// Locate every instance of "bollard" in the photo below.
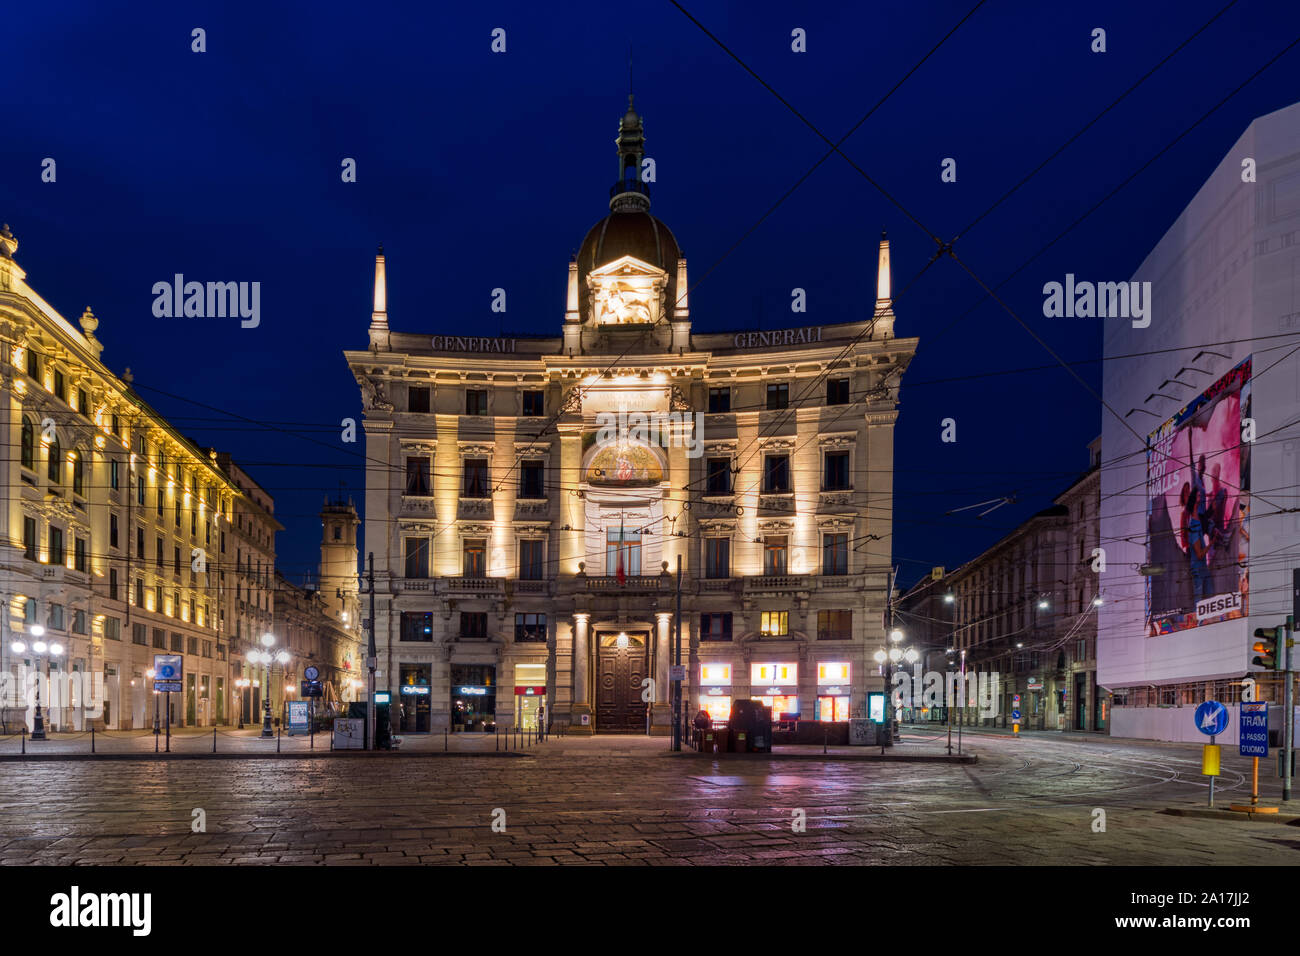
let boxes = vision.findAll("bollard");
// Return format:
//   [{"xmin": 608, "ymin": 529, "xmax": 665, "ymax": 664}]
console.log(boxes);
[
  {"xmin": 91, "ymin": 727, "xmax": 96, "ymax": 754},
  {"xmin": 155, "ymin": 727, "xmax": 159, "ymax": 753},
  {"xmin": 213, "ymin": 727, "xmax": 217, "ymax": 753},
  {"xmin": 445, "ymin": 728, "xmax": 448, "ymax": 753},
  {"xmin": 21, "ymin": 727, "xmax": 26, "ymax": 755},
  {"xmin": 495, "ymin": 728, "xmax": 499, "ymax": 752},
  {"xmin": 277, "ymin": 724, "xmax": 281, "ymax": 753},
  {"xmin": 823, "ymin": 727, "xmax": 828, "ymax": 755}
]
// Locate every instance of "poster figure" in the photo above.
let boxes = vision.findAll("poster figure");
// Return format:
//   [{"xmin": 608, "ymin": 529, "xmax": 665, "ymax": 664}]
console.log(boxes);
[{"xmin": 1145, "ymin": 357, "xmax": 1250, "ymax": 635}]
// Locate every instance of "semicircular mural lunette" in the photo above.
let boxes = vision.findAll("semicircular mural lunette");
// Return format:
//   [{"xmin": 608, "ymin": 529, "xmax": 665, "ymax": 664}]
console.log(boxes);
[{"xmin": 584, "ymin": 440, "xmax": 665, "ymax": 486}]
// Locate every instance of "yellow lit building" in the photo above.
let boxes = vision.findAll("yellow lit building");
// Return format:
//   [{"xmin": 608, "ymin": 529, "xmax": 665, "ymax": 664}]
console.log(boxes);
[
  {"xmin": 0, "ymin": 224, "xmax": 261, "ymax": 730},
  {"xmin": 345, "ymin": 100, "xmax": 916, "ymax": 735}
]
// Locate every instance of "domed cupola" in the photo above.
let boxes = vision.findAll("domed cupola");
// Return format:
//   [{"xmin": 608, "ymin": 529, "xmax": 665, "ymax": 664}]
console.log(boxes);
[{"xmin": 565, "ymin": 96, "xmax": 690, "ymax": 354}]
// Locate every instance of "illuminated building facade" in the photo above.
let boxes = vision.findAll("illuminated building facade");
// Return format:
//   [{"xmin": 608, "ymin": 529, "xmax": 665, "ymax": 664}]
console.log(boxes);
[
  {"xmin": 346, "ymin": 100, "xmax": 916, "ymax": 734},
  {"xmin": 0, "ymin": 225, "xmax": 257, "ymax": 730}
]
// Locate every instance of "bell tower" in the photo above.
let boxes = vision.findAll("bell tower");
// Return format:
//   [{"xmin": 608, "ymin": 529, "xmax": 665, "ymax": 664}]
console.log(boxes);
[{"xmin": 319, "ymin": 497, "xmax": 360, "ymax": 629}]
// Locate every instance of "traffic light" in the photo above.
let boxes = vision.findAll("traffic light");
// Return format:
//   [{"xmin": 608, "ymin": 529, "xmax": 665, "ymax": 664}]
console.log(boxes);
[{"xmin": 1252, "ymin": 626, "xmax": 1280, "ymax": 670}]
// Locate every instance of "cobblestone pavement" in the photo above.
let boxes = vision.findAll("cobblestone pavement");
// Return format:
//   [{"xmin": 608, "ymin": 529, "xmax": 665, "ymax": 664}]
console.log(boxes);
[{"xmin": 2, "ymin": 732, "xmax": 1297, "ymax": 865}]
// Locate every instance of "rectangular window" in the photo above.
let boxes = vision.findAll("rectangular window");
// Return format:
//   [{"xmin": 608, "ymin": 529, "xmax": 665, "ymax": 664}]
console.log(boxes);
[
  {"xmin": 760, "ymin": 612, "xmax": 789, "ymax": 637},
  {"xmin": 826, "ymin": 378, "xmax": 849, "ymax": 405},
  {"xmin": 463, "ymin": 458, "xmax": 489, "ymax": 498},
  {"xmin": 822, "ymin": 533, "xmax": 848, "ymax": 576},
  {"xmin": 460, "ymin": 611, "xmax": 488, "ymax": 639},
  {"xmin": 522, "ymin": 389, "xmax": 544, "ymax": 416},
  {"xmin": 26, "ymin": 349, "xmax": 39, "ymax": 378},
  {"xmin": 110, "ymin": 459, "xmax": 120, "ymax": 490},
  {"xmin": 763, "ymin": 535, "xmax": 788, "ymax": 575},
  {"xmin": 49, "ymin": 604, "xmax": 65, "ymax": 630},
  {"xmin": 465, "ymin": 389, "xmax": 488, "ymax": 415},
  {"xmin": 462, "ymin": 538, "xmax": 486, "ymax": 577},
  {"xmin": 705, "ymin": 457, "xmax": 731, "ymax": 495},
  {"xmin": 704, "ymin": 538, "xmax": 730, "ymax": 579},
  {"xmin": 156, "ymin": 488, "xmax": 163, "ymax": 517},
  {"xmin": 72, "ymin": 609, "xmax": 88, "ymax": 634},
  {"xmin": 766, "ymin": 383, "xmax": 788, "ymax": 410},
  {"xmin": 401, "ymin": 611, "xmax": 434, "ymax": 642},
  {"xmin": 763, "ymin": 455, "xmax": 790, "ymax": 493},
  {"xmin": 823, "ymin": 451, "xmax": 850, "ymax": 490},
  {"xmin": 700, "ymin": 612, "xmax": 733, "ymax": 642},
  {"xmin": 708, "ymin": 387, "xmax": 731, "ymax": 413},
  {"xmin": 405, "ymin": 457, "xmax": 431, "ymax": 496},
  {"xmin": 136, "ymin": 475, "xmax": 145, "ymax": 506},
  {"xmin": 187, "ymin": 636, "xmax": 199, "ymax": 656},
  {"xmin": 110, "ymin": 513, "xmax": 119, "ymax": 549},
  {"xmin": 132, "ymin": 623, "xmax": 147, "ymax": 646},
  {"xmin": 23, "ymin": 516, "xmax": 36, "ymax": 560},
  {"xmin": 74, "ymin": 537, "xmax": 87, "ymax": 572},
  {"xmin": 135, "ymin": 579, "xmax": 144, "ymax": 607},
  {"xmin": 156, "ymin": 538, "xmax": 164, "ymax": 568},
  {"xmin": 54, "ymin": 369, "xmax": 66, "ymax": 402},
  {"xmin": 404, "ymin": 537, "xmax": 429, "ymax": 578},
  {"xmin": 171, "ymin": 633, "xmax": 183, "ymax": 652},
  {"xmin": 152, "ymin": 628, "xmax": 166, "ymax": 649},
  {"xmin": 104, "ymin": 617, "xmax": 120, "ymax": 641},
  {"xmin": 77, "ymin": 388, "xmax": 89, "ymax": 416},
  {"xmin": 519, "ymin": 539, "xmax": 544, "ymax": 580},
  {"xmin": 514, "ymin": 613, "xmax": 547, "ymax": 642},
  {"xmin": 817, "ymin": 609, "xmax": 852, "ymax": 641},
  {"xmin": 136, "ymin": 527, "xmax": 144, "ymax": 559},
  {"xmin": 407, "ymin": 386, "xmax": 431, "ymax": 413},
  {"xmin": 519, "ymin": 460, "xmax": 545, "ymax": 499},
  {"xmin": 174, "ymin": 546, "xmax": 182, "ymax": 575},
  {"xmin": 606, "ymin": 527, "xmax": 642, "ymax": 576},
  {"xmin": 49, "ymin": 527, "xmax": 65, "ymax": 566},
  {"xmin": 109, "ymin": 568, "xmax": 119, "ymax": 601}
]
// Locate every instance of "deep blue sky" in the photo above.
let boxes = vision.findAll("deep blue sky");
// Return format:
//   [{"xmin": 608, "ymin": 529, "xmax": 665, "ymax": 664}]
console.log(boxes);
[{"xmin": 4, "ymin": 0, "xmax": 1298, "ymax": 587}]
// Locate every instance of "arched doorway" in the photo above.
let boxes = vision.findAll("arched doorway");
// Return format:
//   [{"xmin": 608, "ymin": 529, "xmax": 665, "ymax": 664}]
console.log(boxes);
[{"xmin": 595, "ymin": 630, "xmax": 649, "ymax": 733}]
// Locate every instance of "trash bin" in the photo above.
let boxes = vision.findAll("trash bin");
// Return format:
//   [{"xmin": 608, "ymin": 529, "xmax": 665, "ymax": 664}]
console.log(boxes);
[
  {"xmin": 728, "ymin": 700, "xmax": 773, "ymax": 752},
  {"xmin": 751, "ymin": 704, "xmax": 773, "ymax": 753}
]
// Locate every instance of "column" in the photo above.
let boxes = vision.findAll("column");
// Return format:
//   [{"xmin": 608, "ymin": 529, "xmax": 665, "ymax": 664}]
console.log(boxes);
[
  {"xmin": 570, "ymin": 612, "xmax": 592, "ymax": 735},
  {"xmin": 650, "ymin": 612, "xmax": 672, "ymax": 735}
]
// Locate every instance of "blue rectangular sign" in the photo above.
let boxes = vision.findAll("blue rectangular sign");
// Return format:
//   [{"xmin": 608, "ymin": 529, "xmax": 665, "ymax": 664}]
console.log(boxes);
[
  {"xmin": 155, "ymin": 681, "xmax": 182, "ymax": 693},
  {"xmin": 1240, "ymin": 701, "xmax": 1269, "ymax": 757}
]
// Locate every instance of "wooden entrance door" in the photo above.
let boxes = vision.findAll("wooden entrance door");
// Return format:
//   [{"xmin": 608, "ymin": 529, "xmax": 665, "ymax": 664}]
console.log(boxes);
[{"xmin": 596, "ymin": 633, "xmax": 648, "ymax": 732}]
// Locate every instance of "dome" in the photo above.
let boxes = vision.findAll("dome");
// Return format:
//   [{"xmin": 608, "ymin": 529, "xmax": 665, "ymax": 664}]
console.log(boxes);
[{"xmin": 575, "ymin": 209, "xmax": 681, "ymax": 322}]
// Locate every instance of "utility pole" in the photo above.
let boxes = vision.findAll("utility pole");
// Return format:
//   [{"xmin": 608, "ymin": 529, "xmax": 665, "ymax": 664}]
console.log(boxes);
[
  {"xmin": 1285, "ymin": 567, "xmax": 1297, "ymax": 800},
  {"xmin": 672, "ymin": 554, "xmax": 682, "ymax": 752},
  {"xmin": 366, "ymin": 552, "xmax": 376, "ymax": 751}
]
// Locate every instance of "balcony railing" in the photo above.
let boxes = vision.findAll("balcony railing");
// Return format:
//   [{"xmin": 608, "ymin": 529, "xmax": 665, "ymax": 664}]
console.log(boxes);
[{"xmin": 586, "ymin": 574, "xmax": 666, "ymax": 592}]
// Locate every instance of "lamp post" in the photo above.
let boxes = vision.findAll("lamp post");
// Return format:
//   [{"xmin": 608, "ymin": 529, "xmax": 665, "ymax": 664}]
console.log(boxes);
[
  {"xmin": 249, "ymin": 634, "xmax": 289, "ymax": 738},
  {"xmin": 12, "ymin": 626, "xmax": 64, "ymax": 740}
]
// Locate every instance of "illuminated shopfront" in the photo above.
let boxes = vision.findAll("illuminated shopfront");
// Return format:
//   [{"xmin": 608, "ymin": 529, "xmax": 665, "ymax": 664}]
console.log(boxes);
[
  {"xmin": 750, "ymin": 662, "xmax": 799, "ymax": 719},
  {"xmin": 699, "ymin": 663, "xmax": 732, "ymax": 721},
  {"xmin": 815, "ymin": 661, "xmax": 851, "ymax": 721},
  {"xmin": 451, "ymin": 664, "xmax": 496, "ymax": 731},
  {"xmin": 514, "ymin": 663, "xmax": 547, "ymax": 730},
  {"xmin": 399, "ymin": 663, "xmax": 431, "ymax": 732}
]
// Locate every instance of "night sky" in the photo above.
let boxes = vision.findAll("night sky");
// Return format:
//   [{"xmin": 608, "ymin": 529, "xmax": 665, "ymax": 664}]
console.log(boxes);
[{"xmin": 5, "ymin": 0, "xmax": 1299, "ymax": 587}]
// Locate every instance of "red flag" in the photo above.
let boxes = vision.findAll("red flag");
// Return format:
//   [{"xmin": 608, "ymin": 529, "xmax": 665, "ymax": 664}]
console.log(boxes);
[{"xmin": 616, "ymin": 514, "xmax": 626, "ymax": 585}]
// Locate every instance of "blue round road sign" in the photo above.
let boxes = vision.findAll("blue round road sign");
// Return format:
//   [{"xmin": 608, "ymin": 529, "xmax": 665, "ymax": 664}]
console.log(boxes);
[
  {"xmin": 1194, "ymin": 700, "xmax": 1229, "ymax": 736},
  {"xmin": 1011, "ymin": 710, "xmax": 1021, "ymax": 721}
]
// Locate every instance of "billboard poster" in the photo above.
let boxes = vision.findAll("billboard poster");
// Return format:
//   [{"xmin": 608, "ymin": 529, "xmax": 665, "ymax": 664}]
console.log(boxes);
[{"xmin": 1145, "ymin": 356, "xmax": 1251, "ymax": 635}]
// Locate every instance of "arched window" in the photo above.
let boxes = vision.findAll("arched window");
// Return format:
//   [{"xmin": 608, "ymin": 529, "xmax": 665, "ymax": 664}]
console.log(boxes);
[
  {"xmin": 72, "ymin": 451, "xmax": 85, "ymax": 496},
  {"xmin": 47, "ymin": 434, "xmax": 61, "ymax": 484},
  {"xmin": 20, "ymin": 417, "xmax": 34, "ymax": 469}
]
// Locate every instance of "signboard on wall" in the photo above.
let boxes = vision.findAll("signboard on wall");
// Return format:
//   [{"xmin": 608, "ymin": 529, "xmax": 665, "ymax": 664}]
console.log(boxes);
[{"xmin": 1145, "ymin": 357, "xmax": 1251, "ymax": 636}]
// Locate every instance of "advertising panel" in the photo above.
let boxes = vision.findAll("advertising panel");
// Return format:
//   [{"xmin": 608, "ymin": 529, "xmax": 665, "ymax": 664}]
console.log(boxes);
[{"xmin": 1145, "ymin": 357, "xmax": 1251, "ymax": 635}]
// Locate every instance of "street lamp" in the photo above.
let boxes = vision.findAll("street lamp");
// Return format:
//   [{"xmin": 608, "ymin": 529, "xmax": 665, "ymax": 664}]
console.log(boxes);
[
  {"xmin": 12, "ymin": 626, "xmax": 63, "ymax": 740},
  {"xmin": 249, "ymin": 637, "xmax": 290, "ymax": 738}
]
